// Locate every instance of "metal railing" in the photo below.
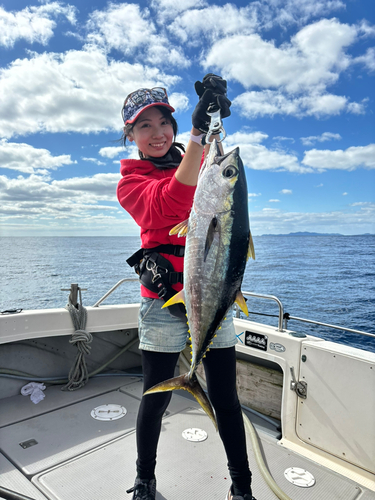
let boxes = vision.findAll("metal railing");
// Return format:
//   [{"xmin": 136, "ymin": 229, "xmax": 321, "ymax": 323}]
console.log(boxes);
[
  {"xmin": 284, "ymin": 314, "xmax": 375, "ymax": 339},
  {"xmin": 92, "ymin": 278, "xmax": 138, "ymax": 307},
  {"xmin": 238, "ymin": 290, "xmax": 375, "ymax": 339},
  {"xmin": 237, "ymin": 291, "xmax": 285, "ymax": 332},
  {"xmin": 62, "ymin": 281, "xmax": 374, "ymax": 340}
]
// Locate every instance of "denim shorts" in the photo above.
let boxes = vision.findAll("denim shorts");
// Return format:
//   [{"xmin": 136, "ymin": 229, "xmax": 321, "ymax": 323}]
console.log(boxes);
[{"xmin": 138, "ymin": 297, "xmax": 237, "ymax": 352}]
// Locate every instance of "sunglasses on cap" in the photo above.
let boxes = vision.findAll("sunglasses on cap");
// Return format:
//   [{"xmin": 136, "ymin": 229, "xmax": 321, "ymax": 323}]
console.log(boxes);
[
  {"xmin": 121, "ymin": 87, "xmax": 175, "ymax": 124},
  {"xmin": 124, "ymin": 87, "xmax": 168, "ymax": 106}
]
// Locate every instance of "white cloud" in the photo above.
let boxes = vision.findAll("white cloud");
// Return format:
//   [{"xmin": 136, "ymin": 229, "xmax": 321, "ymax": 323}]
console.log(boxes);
[
  {"xmin": 280, "ymin": 189, "xmax": 293, "ymax": 194},
  {"xmin": 269, "ymin": 199, "xmax": 280, "ymax": 202},
  {"xmin": 346, "ymin": 99, "xmax": 368, "ymax": 114},
  {"xmin": 99, "ymin": 146, "xmax": 124, "ymax": 159},
  {"xmin": 264, "ymin": 0, "xmax": 345, "ymax": 28},
  {"xmin": 273, "ymin": 136, "xmax": 295, "ymax": 143},
  {"xmin": 0, "ymin": 169, "xmax": 142, "ymax": 236},
  {"xmin": 0, "ymin": 172, "xmax": 121, "ymax": 223},
  {"xmin": 357, "ymin": 21, "xmax": 375, "ymax": 38},
  {"xmin": 0, "ymin": 3, "xmax": 77, "ymax": 48},
  {"xmin": 205, "ymin": 18, "xmax": 368, "ymax": 119},
  {"xmin": 184, "ymin": 131, "xmax": 375, "ymax": 175},
  {"xmin": 168, "ymin": 5, "xmax": 257, "ymax": 44},
  {"xmin": 354, "ymin": 47, "xmax": 375, "ymax": 71},
  {"xmin": 226, "ymin": 132, "xmax": 311, "ymax": 173},
  {"xmin": 204, "ymin": 19, "xmax": 356, "ymax": 92},
  {"xmin": 169, "ymin": 93, "xmax": 190, "ymax": 113},
  {"xmin": 233, "ymin": 89, "xmax": 356, "ymax": 118},
  {"xmin": 302, "ymin": 144, "xmax": 375, "ymax": 171},
  {"xmin": 52, "ymin": 173, "xmax": 120, "ymax": 199},
  {"xmin": 351, "ymin": 202, "xmax": 372, "ymax": 207},
  {"xmin": 0, "ymin": 139, "xmax": 74, "ymax": 174},
  {"xmin": 300, "ymin": 132, "xmax": 342, "ymax": 146},
  {"xmin": 167, "ymin": 0, "xmax": 345, "ymax": 44},
  {"xmin": 0, "ymin": 48, "xmax": 181, "ymax": 138},
  {"xmin": 82, "ymin": 157, "xmax": 106, "ymax": 166},
  {"xmin": 151, "ymin": 0, "xmax": 207, "ymax": 22},
  {"xmin": 229, "ymin": 131, "xmax": 269, "ymax": 144},
  {"xmin": 86, "ymin": 3, "xmax": 190, "ymax": 68},
  {"xmin": 2, "ymin": 172, "xmax": 373, "ymax": 237}
]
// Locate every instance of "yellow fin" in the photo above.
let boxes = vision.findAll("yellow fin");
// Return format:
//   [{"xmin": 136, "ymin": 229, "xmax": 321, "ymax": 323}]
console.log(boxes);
[
  {"xmin": 161, "ymin": 290, "xmax": 186, "ymax": 309},
  {"xmin": 169, "ymin": 219, "xmax": 189, "ymax": 237},
  {"xmin": 235, "ymin": 290, "xmax": 249, "ymax": 317},
  {"xmin": 144, "ymin": 373, "xmax": 218, "ymax": 430},
  {"xmin": 247, "ymin": 231, "xmax": 255, "ymax": 260}
]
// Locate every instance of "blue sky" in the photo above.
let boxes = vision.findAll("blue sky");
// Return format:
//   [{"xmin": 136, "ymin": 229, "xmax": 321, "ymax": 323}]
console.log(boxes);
[{"xmin": 0, "ymin": 0, "xmax": 374, "ymax": 236}]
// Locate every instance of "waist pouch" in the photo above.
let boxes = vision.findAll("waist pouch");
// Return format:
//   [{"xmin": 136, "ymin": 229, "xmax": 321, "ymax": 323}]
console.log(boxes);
[{"xmin": 127, "ymin": 245, "xmax": 186, "ymax": 320}]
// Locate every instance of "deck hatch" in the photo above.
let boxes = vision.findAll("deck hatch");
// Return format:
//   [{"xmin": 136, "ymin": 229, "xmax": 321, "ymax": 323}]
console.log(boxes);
[
  {"xmin": 284, "ymin": 467, "xmax": 315, "ymax": 487},
  {"xmin": 182, "ymin": 428, "xmax": 208, "ymax": 442},
  {"xmin": 91, "ymin": 404, "xmax": 127, "ymax": 421}
]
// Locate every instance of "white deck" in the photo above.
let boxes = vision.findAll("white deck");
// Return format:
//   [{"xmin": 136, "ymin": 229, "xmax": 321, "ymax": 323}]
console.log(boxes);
[
  {"xmin": 1, "ymin": 376, "xmax": 374, "ymax": 500},
  {"xmin": 1, "ymin": 304, "xmax": 374, "ymax": 499}
]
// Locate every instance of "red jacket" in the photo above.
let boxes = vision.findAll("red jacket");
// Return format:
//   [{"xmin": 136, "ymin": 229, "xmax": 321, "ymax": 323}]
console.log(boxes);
[{"xmin": 117, "ymin": 158, "xmax": 198, "ymax": 298}]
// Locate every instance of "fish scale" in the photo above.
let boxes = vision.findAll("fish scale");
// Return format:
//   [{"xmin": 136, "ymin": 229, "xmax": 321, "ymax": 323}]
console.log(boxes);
[{"xmin": 144, "ymin": 140, "xmax": 255, "ymax": 428}]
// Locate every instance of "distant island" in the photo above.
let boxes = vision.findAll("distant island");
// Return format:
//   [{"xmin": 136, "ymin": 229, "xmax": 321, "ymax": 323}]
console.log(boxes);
[{"xmin": 260, "ymin": 232, "xmax": 374, "ymax": 236}]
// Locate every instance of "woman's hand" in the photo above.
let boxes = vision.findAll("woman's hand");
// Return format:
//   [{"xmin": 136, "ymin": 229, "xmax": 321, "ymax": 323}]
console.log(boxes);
[
  {"xmin": 177, "ymin": 74, "xmax": 230, "ymax": 187},
  {"xmin": 192, "ymin": 74, "xmax": 231, "ymax": 133}
]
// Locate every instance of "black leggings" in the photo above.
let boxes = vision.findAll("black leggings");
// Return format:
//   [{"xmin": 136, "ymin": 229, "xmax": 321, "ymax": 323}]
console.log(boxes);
[{"xmin": 136, "ymin": 347, "xmax": 252, "ymax": 496}]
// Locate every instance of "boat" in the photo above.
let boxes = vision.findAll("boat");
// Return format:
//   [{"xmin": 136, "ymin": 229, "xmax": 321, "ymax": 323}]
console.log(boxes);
[{"xmin": 0, "ymin": 281, "xmax": 374, "ymax": 500}]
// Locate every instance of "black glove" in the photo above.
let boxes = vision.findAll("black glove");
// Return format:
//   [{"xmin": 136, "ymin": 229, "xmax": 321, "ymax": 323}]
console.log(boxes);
[
  {"xmin": 195, "ymin": 73, "xmax": 228, "ymax": 97},
  {"xmin": 192, "ymin": 74, "xmax": 231, "ymax": 133}
]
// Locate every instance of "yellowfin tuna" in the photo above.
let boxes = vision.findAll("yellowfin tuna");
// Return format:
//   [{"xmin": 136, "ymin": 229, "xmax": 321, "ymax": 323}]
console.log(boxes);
[{"xmin": 144, "ymin": 140, "xmax": 255, "ymax": 429}]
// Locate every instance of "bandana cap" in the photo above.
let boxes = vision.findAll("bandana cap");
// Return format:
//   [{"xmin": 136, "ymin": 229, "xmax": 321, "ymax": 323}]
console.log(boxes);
[{"xmin": 122, "ymin": 92, "xmax": 175, "ymax": 124}]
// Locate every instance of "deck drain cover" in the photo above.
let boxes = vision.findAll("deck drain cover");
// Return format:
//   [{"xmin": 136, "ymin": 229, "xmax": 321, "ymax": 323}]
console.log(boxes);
[
  {"xmin": 182, "ymin": 428, "xmax": 208, "ymax": 442},
  {"xmin": 284, "ymin": 467, "xmax": 315, "ymax": 487},
  {"xmin": 91, "ymin": 404, "xmax": 127, "ymax": 421}
]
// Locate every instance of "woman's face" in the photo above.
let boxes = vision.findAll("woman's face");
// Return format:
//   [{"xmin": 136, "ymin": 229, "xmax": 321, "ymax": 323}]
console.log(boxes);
[{"xmin": 128, "ymin": 107, "xmax": 174, "ymax": 158}]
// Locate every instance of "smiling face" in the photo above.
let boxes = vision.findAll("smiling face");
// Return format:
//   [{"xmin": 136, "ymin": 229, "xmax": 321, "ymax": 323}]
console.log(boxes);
[{"xmin": 127, "ymin": 106, "xmax": 174, "ymax": 158}]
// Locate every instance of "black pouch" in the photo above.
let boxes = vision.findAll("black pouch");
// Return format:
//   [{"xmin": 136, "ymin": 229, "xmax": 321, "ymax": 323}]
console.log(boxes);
[{"xmin": 127, "ymin": 249, "xmax": 186, "ymax": 320}]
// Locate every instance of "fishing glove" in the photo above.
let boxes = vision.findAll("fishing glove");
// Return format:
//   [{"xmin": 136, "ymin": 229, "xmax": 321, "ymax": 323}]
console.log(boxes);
[
  {"xmin": 192, "ymin": 74, "xmax": 231, "ymax": 133},
  {"xmin": 197, "ymin": 73, "xmax": 228, "ymax": 97}
]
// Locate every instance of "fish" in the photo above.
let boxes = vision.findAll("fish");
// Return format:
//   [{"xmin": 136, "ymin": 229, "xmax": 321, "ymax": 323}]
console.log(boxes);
[{"xmin": 144, "ymin": 140, "xmax": 255, "ymax": 428}]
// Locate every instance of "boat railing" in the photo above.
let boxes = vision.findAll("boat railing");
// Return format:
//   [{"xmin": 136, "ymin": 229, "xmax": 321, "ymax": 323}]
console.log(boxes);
[
  {"xmin": 237, "ymin": 291, "xmax": 285, "ymax": 332},
  {"xmin": 92, "ymin": 279, "xmax": 139, "ymax": 307},
  {"xmin": 238, "ymin": 291, "xmax": 375, "ymax": 339},
  {"xmin": 88, "ymin": 282, "xmax": 375, "ymax": 340}
]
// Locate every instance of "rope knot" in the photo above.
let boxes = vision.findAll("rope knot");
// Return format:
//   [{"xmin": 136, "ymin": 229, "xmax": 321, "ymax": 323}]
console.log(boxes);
[
  {"xmin": 69, "ymin": 330, "xmax": 93, "ymax": 355},
  {"xmin": 62, "ymin": 292, "xmax": 92, "ymax": 391}
]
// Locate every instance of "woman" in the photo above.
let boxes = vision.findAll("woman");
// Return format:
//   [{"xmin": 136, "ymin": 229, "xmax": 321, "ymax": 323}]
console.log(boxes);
[{"xmin": 117, "ymin": 76, "xmax": 256, "ymax": 500}]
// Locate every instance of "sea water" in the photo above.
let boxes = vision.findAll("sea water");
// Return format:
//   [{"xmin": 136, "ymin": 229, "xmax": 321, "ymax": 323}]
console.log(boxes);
[{"xmin": 1, "ymin": 235, "xmax": 374, "ymax": 353}]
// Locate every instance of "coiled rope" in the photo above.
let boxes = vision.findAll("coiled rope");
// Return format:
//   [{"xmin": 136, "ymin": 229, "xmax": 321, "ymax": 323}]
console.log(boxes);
[{"xmin": 62, "ymin": 288, "xmax": 93, "ymax": 391}]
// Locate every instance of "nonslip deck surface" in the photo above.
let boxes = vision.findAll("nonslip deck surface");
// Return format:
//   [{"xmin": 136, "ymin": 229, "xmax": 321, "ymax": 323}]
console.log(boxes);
[
  {"xmin": 1, "ymin": 379, "xmax": 374, "ymax": 500},
  {"xmin": 32, "ymin": 407, "xmax": 370, "ymax": 500}
]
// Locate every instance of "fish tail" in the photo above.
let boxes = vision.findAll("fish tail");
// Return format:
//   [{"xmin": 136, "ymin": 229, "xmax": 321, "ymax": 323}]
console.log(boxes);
[{"xmin": 144, "ymin": 373, "xmax": 217, "ymax": 430}]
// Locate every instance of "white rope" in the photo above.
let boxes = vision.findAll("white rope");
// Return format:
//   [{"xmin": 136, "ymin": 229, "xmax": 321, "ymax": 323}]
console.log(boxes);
[{"xmin": 62, "ymin": 289, "xmax": 93, "ymax": 391}]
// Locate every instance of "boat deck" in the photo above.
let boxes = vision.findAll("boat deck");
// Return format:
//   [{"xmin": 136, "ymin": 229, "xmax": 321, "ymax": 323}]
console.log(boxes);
[{"xmin": 0, "ymin": 375, "xmax": 374, "ymax": 500}]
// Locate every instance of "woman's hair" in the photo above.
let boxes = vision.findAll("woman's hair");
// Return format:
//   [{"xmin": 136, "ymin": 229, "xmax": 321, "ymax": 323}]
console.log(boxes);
[{"xmin": 121, "ymin": 105, "xmax": 185, "ymax": 159}]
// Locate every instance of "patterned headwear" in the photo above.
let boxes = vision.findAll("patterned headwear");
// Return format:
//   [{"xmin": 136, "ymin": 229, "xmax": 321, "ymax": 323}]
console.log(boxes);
[{"xmin": 122, "ymin": 87, "xmax": 175, "ymax": 124}]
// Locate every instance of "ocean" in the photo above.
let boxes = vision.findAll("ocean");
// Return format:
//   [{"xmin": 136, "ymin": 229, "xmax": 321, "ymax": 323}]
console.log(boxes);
[{"xmin": 1, "ymin": 235, "xmax": 374, "ymax": 353}]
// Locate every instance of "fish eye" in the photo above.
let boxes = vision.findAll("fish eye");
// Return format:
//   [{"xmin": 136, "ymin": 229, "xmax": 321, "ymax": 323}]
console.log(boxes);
[{"xmin": 222, "ymin": 165, "xmax": 238, "ymax": 178}]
